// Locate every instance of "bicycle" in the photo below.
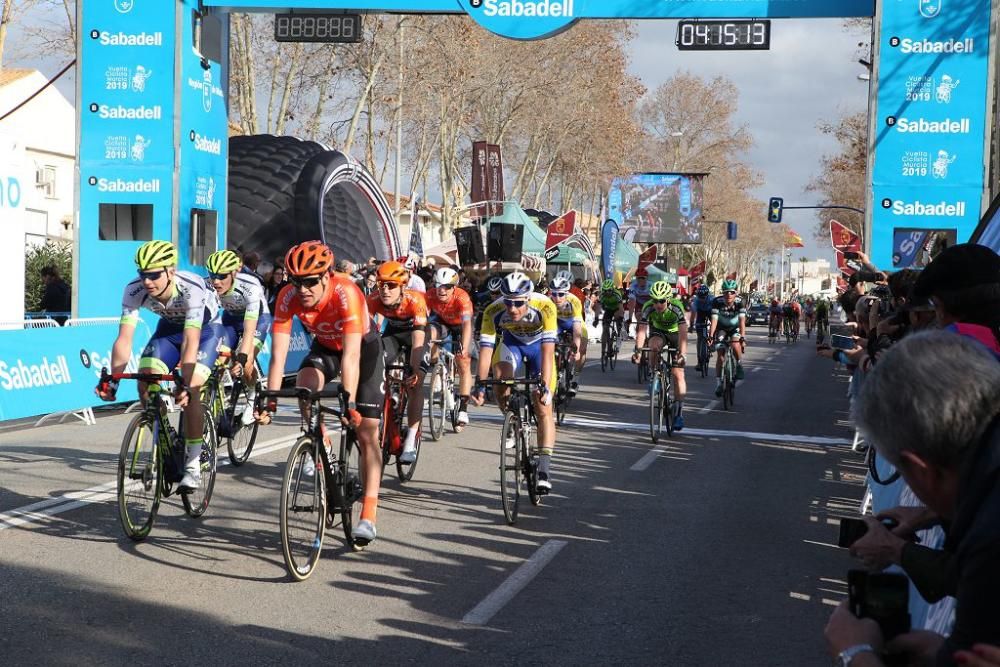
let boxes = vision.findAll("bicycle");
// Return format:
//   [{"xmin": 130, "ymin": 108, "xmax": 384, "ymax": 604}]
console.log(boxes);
[
  {"xmin": 381, "ymin": 353, "xmax": 421, "ymax": 482},
  {"xmin": 105, "ymin": 368, "xmax": 218, "ymax": 541},
  {"xmin": 635, "ymin": 346, "xmax": 649, "ymax": 384},
  {"xmin": 643, "ymin": 346, "xmax": 677, "ymax": 443},
  {"xmin": 202, "ymin": 351, "xmax": 263, "ymax": 467},
  {"xmin": 805, "ymin": 315, "xmax": 815, "ymax": 339},
  {"xmin": 427, "ymin": 339, "xmax": 460, "ymax": 441},
  {"xmin": 716, "ymin": 337, "xmax": 739, "ymax": 410},
  {"xmin": 601, "ymin": 318, "xmax": 620, "ymax": 372},
  {"xmin": 783, "ymin": 316, "xmax": 796, "ymax": 343},
  {"xmin": 260, "ymin": 385, "xmax": 365, "ymax": 581},
  {"xmin": 768, "ymin": 316, "xmax": 780, "ymax": 344},
  {"xmin": 816, "ymin": 317, "xmax": 830, "ymax": 345},
  {"xmin": 480, "ymin": 377, "xmax": 545, "ymax": 525},
  {"xmin": 554, "ymin": 340, "xmax": 576, "ymax": 426},
  {"xmin": 695, "ymin": 322, "xmax": 711, "ymax": 378}
]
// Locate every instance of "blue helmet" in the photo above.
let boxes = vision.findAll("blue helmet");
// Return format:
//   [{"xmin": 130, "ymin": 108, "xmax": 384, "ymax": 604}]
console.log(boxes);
[{"xmin": 696, "ymin": 284, "xmax": 710, "ymax": 297}]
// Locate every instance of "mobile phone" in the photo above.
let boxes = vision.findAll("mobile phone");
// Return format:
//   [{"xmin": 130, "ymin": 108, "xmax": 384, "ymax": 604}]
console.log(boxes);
[
  {"xmin": 831, "ymin": 334, "xmax": 856, "ymax": 350},
  {"xmin": 838, "ymin": 517, "xmax": 868, "ymax": 548},
  {"xmin": 844, "ymin": 251, "xmax": 860, "ymax": 260},
  {"xmin": 848, "ymin": 570, "xmax": 911, "ymax": 639}
]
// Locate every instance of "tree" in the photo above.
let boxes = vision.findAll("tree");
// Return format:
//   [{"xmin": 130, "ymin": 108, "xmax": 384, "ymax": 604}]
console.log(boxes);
[{"xmin": 806, "ymin": 110, "xmax": 867, "ymax": 241}]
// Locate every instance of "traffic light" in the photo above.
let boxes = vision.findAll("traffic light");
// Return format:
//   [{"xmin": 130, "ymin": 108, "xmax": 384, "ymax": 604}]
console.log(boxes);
[
  {"xmin": 727, "ymin": 221, "xmax": 738, "ymax": 240},
  {"xmin": 767, "ymin": 197, "xmax": 784, "ymax": 223}
]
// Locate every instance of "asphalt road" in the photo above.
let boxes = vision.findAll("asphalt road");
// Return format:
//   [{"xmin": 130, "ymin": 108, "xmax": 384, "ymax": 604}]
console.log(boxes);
[{"xmin": 0, "ymin": 325, "xmax": 867, "ymax": 666}]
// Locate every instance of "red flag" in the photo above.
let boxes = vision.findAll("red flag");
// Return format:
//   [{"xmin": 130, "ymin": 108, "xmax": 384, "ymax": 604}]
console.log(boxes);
[
  {"xmin": 688, "ymin": 260, "xmax": 706, "ymax": 280},
  {"xmin": 783, "ymin": 226, "xmax": 805, "ymax": 248},
  {"xmin": 830, "ymin": 219, "xmax": 862, "ymax": 253},
  {"xmin": 637, "ymin": 244, "xmax": 657, "ymax": 272},
  {"xmin": 545, "ymin": 210, "xmax": 577, "ymax": 251},
  {"xmin": 835, "ymin": 250, "xmax": 857, "ymax": 276},
  {"xmin": 837, "ymin": 276, "xmax": 849, "ymax": 293}
]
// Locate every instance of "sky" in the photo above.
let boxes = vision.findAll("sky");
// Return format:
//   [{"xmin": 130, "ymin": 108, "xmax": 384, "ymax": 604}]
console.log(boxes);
[
  {"xmin": 4, "ymin": 11, "xmax": 869, "ymax": 266},
  {"xmin": 628, "ymin": 18, "xmax": 871, "ymax": 266}
]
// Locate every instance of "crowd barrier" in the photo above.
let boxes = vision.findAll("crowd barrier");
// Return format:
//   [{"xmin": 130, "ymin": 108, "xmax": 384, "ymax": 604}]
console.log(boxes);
[{"xmin": 0, "ymin": 318, "xmax": 311, "ymax": 423}]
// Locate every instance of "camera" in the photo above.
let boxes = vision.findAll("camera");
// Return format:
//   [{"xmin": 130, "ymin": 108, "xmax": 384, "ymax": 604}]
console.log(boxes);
[{"xmin": 848, "ymin": 570, "xmax": 910, "ymax": 639}]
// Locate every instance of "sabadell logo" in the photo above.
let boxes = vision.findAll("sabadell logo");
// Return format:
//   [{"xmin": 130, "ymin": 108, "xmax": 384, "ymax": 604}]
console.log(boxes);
[
  {"xmin": 478, "ymin": 0, "xmax": 574, "ymax": 18},
  {"xmin": 884, "ymin": 198, "xmax": 966, "ymax": 217},
  {"xmin": 92, "ymin": 30, "xmax": 163, "ymax": 47},
  {"xmin": 890, "ymin": 37, "xmax": 973, "ymax": 54}
]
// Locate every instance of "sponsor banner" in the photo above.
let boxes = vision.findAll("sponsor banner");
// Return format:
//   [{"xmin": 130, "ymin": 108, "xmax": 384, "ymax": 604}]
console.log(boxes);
[
  {"xmin": 204, "ymin": 1, "xmax": 874, "ymax": 39},
  {"xmin": 470, "ymin": 141, "xmax": 489, "ymax": 219},
  {"xmin": 0, "ymin": 134, "xmax": 27, "ymax": 322},
  {"xmin": 891, "ymin": 227, "xmax": 957, "ymax": 268},
  {"xmin": 600, "ymin": 218, "xmax": 619, "ymax": 278},
  {"xmin": 871, "ymin": 0, "xmax": 991, "ymax": 268},
  {"xmin": 830, "ymin": 219, "xmax": 862, "ymax": 253},
  {"xmin": 544, "ymin": 210, "xmax": 576, "ymax": 251}
]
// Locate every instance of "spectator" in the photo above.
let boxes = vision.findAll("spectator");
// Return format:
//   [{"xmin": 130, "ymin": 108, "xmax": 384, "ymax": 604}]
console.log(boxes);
[
  {"xmin": 336, "ymin": 258, "xmax": 356, "ymax": 275},
  {"xmin": 242, "ymin": 250, "xmax": 264, "ymax": 284},
  {"xmin": 39, "ymin": 265, "xmax": 71, "ymax": 324},
  {"xmin": 825, "ymin": 331, "xmax": 1000, "ymax": 666},
  {"xmin": 264, "ymin": 265, "xmax": 287, "ymax": 311}
]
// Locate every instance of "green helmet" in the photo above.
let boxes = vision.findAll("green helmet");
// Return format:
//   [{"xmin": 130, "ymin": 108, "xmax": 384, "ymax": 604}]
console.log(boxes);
[
  {"xmin": 649, "ymin": 280, "xmax": 672, "ymax": 300},
  {"xmin": 205, "ymin": 249, "xmax": 242, "ymax": 275},
  {"xmin": 135, "ymin": 240, "xmax": 178, "ymax": 270},
  {"xmin": 721, "ymin": 279, "xmax": 738, "ymax": 292},
  {"xmin": 601, "ymin": 279, "xmax": 615, "ymax": 291}
]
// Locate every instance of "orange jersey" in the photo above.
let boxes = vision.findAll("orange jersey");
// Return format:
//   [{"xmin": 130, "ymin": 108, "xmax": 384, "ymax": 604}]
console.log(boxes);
[
  {"xmin": 366, "ymin": 289, "xmax": 428, "ymax": 330},
  {"xmin": 272, "ymin": 275, "xmax": 370, "ymax": 351},
  {"xmin": 426, "ymin": 287, "xmax": 473, "ymax": 326}
]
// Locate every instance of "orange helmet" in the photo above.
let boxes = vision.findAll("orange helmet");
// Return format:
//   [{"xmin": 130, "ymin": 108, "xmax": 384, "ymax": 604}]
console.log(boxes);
[
  {"xmin": 376, "ymin": 260, "xmax": 409, "ymax": 285},
  {"xmin": 284, "ymin": 241, "xmax": 334, "ymax": 277}
]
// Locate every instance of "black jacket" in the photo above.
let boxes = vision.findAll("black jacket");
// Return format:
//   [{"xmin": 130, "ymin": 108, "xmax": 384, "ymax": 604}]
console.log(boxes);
[{"xmin": 40, "ymin": 279, "xmax": 71, "ymax": 316}]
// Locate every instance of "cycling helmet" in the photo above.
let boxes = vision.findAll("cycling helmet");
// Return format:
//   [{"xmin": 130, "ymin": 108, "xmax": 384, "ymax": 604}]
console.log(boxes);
[
  {"xmin": 135, "ymin": 240, "xmax": 178, "ymax": 270},
  {"xmin": 500, "ymin": 271, "xmax": 533, "ymax": 298},
  {"xmin": 554, "ymin": 270, "xmax": 573, "ymax": 284},
  {"xmin": 649, "ymin": 280, "xmax": 672, "ymax": 300},
  {"xmin": 721, "ymin": 279, "xmax": 738, "ymax": 292},
  {"xmin": 205, "ymin": 249, "xmax": 241, "ymax": 275},
  {"xmin": 433, "ymin": 267, "xmax": 459, "ymax": 287},
  {"xmin": 400, "ymin": 256, "xmax": 419, "ymax": 271},
  {"xmin": 549, "ymin": 275, "xmax": 572, "ymax": 292},
  {"xmin": 601, "ymin": 279, "xmax": 615, "ymax": 291},
  {"xmin": 487, "ymin": 276, "xmax": 503, "ymax": 293},
  {"xmin": 285, "ymin": 241, "xmax": 334, "ymax": 277},
  {"xmin": 696, "ymin": 284, "xmax": 710, "ymax": 297},
  {"xmin": 635, "ymin": 267, "xmax": 648, "ymax": 278},
  {"xmin": 376, "ymin": 260, "xmax": 409, "ymax": 285}
]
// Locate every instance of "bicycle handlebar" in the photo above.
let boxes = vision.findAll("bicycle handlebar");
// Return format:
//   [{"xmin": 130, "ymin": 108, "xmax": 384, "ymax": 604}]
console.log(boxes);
[
  {"xmin": 478, "ymin": 377, "xmax": 544, "ymax": 388},
  {"xmin": 100, "ymin": 367, "xmax": 186, "ymax": 389}
]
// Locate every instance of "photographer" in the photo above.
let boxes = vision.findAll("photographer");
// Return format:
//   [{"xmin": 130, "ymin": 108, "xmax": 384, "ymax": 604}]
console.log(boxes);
[{"xmin": 825, "ymin": 331, "xmax": 1000, "ymax": 666}]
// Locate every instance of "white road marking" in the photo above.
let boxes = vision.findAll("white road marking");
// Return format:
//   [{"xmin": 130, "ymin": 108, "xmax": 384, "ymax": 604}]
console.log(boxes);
[
  {"xmin": 752, "ymin": 366, "xmax": 763, "ymax": 373},
  {"xmin": 630, "ymin": 445, "xmax": 668, "ymax": 471},
  {"xmin": 698, "ymin": 400, "xmax": 720, "ymax": 414},
  {"xmin": 461, "ymin": 539, "xmax": 568, "ymax": 626}
]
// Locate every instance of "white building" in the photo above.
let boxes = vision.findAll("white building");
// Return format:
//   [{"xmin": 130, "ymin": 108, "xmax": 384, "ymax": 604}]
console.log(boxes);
[{"xmin": 0, "ymin": 68, "xmax": 76, "ymax": 247}]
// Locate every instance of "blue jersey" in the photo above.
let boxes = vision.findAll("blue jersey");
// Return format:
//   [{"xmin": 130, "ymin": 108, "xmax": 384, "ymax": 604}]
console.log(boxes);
[{"xmin": 689, "ymin": 295, "xmax": 714, "ymax": 324}]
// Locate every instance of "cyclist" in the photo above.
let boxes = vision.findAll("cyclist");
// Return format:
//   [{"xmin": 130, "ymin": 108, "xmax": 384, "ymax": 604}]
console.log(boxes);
[
  {"xmin": 426, "ymin": 266, "xmax": 474, "ymax": 429},
  {"xmin": 474, "ymin": 275, "xmax": 503, "ymax": 337},
  {"xmin": 548, "ymin": 271, "xmax": 586, "ymax": 396},
  {"xmin": 802, "ymin": 297, "xmax": 816, "ymax": 338},
  {"xmin": 204, "ymin": 249, "xmax": 270, "ymax": 424},
  {"xmin": 261, "ymin": 241, "xmax": 385, "ymax": 546},
  {"xmin": 814, "ymin": 297, "xmax": 831, "ymax": 344},
  {"xmin": 783, "ymin": 298, "xmax": 801, "ymax": 338},
  {"xmin": 626, "ymin": 267, "xmax": 652, "ymax": 344},
  {"xmin": 367, "ymin": 260, "xmax": 428, "ymax": 464},
  {"xmin": 708, "ymin": 279, "xmax": 747, "ymax": 397},
  {"xmin": 96, "ymin": 240, "xmax": 224, "ymax": 493},
  {"xmin": 768, "ymin": 298, "xmax": 783, "ymax": 338},
  {"xmin": 634, "ymin": 280, "xmax": 688, "ymax": 431},
  {"xmin": 595, "ymin": 278, "xmax": 625, "ymax": 353},
  {"xmin": 688, "ymin": 284, "xmax": 714, "ymax": 370},
  {"xmin": 472, "ymin": 271, "xmax": 558, "ymax": 493}
]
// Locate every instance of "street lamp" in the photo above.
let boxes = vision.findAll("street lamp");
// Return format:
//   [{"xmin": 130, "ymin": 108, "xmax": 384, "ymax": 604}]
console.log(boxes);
[{"xmin": 669, "ymin": 130, "xmax": 683, "ymax": 171}]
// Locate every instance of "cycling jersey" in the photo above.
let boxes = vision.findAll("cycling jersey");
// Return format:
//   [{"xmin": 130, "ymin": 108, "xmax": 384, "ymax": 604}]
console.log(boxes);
[
  {"xmin": 711, "ymin": 295, "xmax": 746, "ymax": 331},
  {"xmin": 642, "ymin": 298, "xmax": 686, "ymax": 334},
  {"xmin": 272, "ymin": 275, "xmax": 370, "ymax": 352},
  {"xmin": 480, "ymin": 293, "xmax": 558, "ymax": 349},
  {"xmin": 121, "ymin": 270, "xmax": 220, "ymax": 331},
  {"xmin": 599, "ymin": 289, "xmax": 625, "ymax": 312},
  {"xmin": 815, "ymin": 301, "xmax": 830, "ymax": 320},
  {"xmin": 426, "ymin": 287, "xmax": 473, "ymax": 327},
  {"xmin": 553, "ymin": 293, "xmax": 585, "ymax": 337},
  {"xmin": 407, "ymin": 274, "xmax": 426, "ymax": 294},
  {"xmin": 216, "ymin": 272, "xmax": 270, "ymax": 324},
  {"xmin": 627, "ymin": 280, "xmax": 652, "ymax": 309},
  {"xmin": 689, "ymin": 295, "xmax": 715, "ymax": 325},
  {"xmin": 367, "ymin": 289, "xmax": 428, "ymax": 332},
  {"xmin": 803, "ymin": 303, "xmax": 816, "ymax": 316}
]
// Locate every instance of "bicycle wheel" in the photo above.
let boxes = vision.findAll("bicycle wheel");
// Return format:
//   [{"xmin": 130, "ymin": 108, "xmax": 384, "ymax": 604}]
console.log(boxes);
[
  {"xmin": 396, "ymin": 419, "xmax": 420, "ymax": 483},
  {"xmin": 428, "ymin": 363, "xmax": 446, "ymax": 441},
  {"xmin": 663, "ymin": 372, "xmax": 675, "ymax": 437},
  {"xmin": 117, "ymin": 414, "xmax": 162, "ymax": 541},
  {"xmin": 280, "ymin": 436, "xmax": 326, "ymax": 581},
  {"xmin": 226, "ymin": 378, "xmax": 260, "ymax": 466},
  {"xmin": 499, "ymin": 411, "xmax": 521, "ymax": 524},
  {"xmin": 525, "ymin": 425, "xmax": 541, "ymax": 507},
  {"xmin": 649, "ymin": 371, "xmax": 663, "ymax": 443},
  {"xmin": 600, "ymin": 336, "xmax": 609, "ymax": 372},
  {"xmin": 339, "ymin": 433, "xmax": 366, "ymax": 549},
  {"xmin": 699, "ymin": 339, "xmax": 709, "ymax": 378},
  {"xmin": 609, "ymin": 333, "xmax": 618, "ymax": 370},
  {"xmin": 182, "ymin": 405, "xmax": 218, "ymax": 518},
  {"xmin": 722, "ymin": 356, "xmax": 734, "ymax": 410},
  {"xmin": 555, "ymin": 372, "xmax": 567, "ymax": 426}
]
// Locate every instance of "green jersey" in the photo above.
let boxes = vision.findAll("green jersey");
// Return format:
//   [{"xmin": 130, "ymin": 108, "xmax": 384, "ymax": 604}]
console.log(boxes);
[
  {"xmin": 599, "ymin": 289, "xmax": 625, "ymax": 311},
  {"xmin": 642, "ymin": 298, "xmax": 685, "ymax": 333},
  {"xmin": 815, "ymin": 300, "xmax": 830, "ymax": 319}
]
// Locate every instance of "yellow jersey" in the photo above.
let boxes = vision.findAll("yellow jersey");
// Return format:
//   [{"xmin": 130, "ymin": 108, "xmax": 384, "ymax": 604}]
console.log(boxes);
[{"xmin": 480, "ymin": 293, "xmax": 558, "ymax": 348}]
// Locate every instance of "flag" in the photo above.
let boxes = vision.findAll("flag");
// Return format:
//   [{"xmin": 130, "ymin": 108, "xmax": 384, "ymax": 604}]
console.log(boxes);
[
  {"xmin": 637, "ymin": 244, "xmax": 657, "ymax": 272},
  {"xmin": 470, "ymin": 141, "xmax": 489, "ymax": 218},
  {"xmin": 408, "ymin": 193, "xmax": 423, "ymax": 257},
  {"xmin": 783, "ymin": 226, "xmax": 805, "ymax": 248},
  {"xmin": 835, "ymin": 250, "xmax": 857, "ymax": 276},
  {"xmin": 830, "ymin": 219, "xmax": 862, "ymax": 253},
  {"xmin": 837, "ymin": 276, "xmax": 849, "ymax": 293},
  {"xmin": 600, "ymin": 219, "xmax": 620, "ymax": 278},
  {"xmin": 688, "ymin": 260, "xmax": 706, "ymax": 280},
  {"xmin": 545, "ymin": 210, "xmax": 577, "ymax": 251}
]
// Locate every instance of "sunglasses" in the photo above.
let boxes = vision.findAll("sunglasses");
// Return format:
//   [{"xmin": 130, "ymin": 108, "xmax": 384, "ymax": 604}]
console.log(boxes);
[
  {"xmin": 550, "ymin": 291, "xmax": 567, "ymax": 298},
  {"xmin": 378, "ymin": 281, "xmax": 403, "ymax": 290},
  {"xmin": 435, "ymin": 284, "xmax": 455, "ymax": 290},
  {"xmin": 290, "ymin": 275, "xmax": 323, "ymax": 289},
  {"xmin": 208, "ymin": 272, "xmax": 230, "ymax": 281},
  {"xmin": 724, "ymin": 290, "xmax": 737, "ymax": 295},
  {"xmin": 651, "ymin": 298, "xmax": 666, "ymax": 304},
  {"xmin": 503, "ymin": 299, "xmax": 528, "ymax": 308},
  {"xmin": 138, "ymin": 269, "xmax": 166, "ymax": 281}
]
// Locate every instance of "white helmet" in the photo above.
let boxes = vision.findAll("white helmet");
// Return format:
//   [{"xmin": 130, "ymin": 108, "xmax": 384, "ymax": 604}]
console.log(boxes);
[
  {"xmin": 500, "ymin": 271, "xmax": 533, "ymax": 298},
  {"xmin": 549, "ymin": 275, "xmax": 572, "ymax": 292},
  {"xmin": 434, "ymin": 267, "xmax": 459, "ymax": 287},
  {"xmin": 554, "ymin": 270, "xmax": 573, "ymax": 284}
]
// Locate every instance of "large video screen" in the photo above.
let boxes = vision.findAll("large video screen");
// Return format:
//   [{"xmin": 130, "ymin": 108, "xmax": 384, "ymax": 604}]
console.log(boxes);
[
  {"xmin": 608, "ymin": 173, "xmax": 704, "ymax": 244},
  {"xmin": 892, "ymin": 228, "xmax": 957, "ymax": 268}
]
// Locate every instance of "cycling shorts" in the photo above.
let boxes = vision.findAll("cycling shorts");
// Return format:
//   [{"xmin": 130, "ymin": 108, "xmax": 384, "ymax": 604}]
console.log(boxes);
[
  {"xmin": 713, "ymin": 327, "xmax": 743, "ymax": 345},
  {"xmin": 429, "ymin": 317, "xmax": 465, "ymax": 354},
  {"xmin": 495, "ymin": 334, "xmax": 557, "ymax": 393},
  {"xmin": 298, "ymin": 330, "xmax": 385, "ymax": 419},
  {"xmin": 648, "ymin": 328, "xmax": 680, "ymax": 352},
  {"xmin": 557, "ymin": 318, "xmax": 587, "ymax": 340},
  {"xmin": 602, "ymin": 310, "xmax": 622, "ymax": 327},
  {"xmin": 139, "ymin": 320, "xmax": 226, "ymax": 380},
  {"xmin": 220, "ymin": 313, "xmax": 272, "ymax": 352}
]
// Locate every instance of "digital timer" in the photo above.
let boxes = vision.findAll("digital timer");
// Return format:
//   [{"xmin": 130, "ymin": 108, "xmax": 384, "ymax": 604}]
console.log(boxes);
[
  {"xmin": 274, "ymin": 13, "xmax": 363, "ymax": 43},
  {"xmin": 676, "ymin": 19, "xmax": 771, "ymax": 51}
]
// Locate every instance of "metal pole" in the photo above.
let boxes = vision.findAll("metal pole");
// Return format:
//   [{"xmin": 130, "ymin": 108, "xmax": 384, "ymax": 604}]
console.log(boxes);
[
  {"xmin": 779, "ymin": 251, "xmax": 785, "ymax": 301},
  {"xmin": 394, "ymin": 17, "xmax": 403, "ymax": 223}
]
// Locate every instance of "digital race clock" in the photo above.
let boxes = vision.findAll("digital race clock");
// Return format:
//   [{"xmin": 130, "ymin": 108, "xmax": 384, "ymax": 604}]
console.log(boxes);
[
  {"xmin": 676, "ymin": 19, "xmax": 771, "ymax": 51},
  {"xmin": 273, "ymin": 13, "xmax": 363, "ymax": 43}
]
